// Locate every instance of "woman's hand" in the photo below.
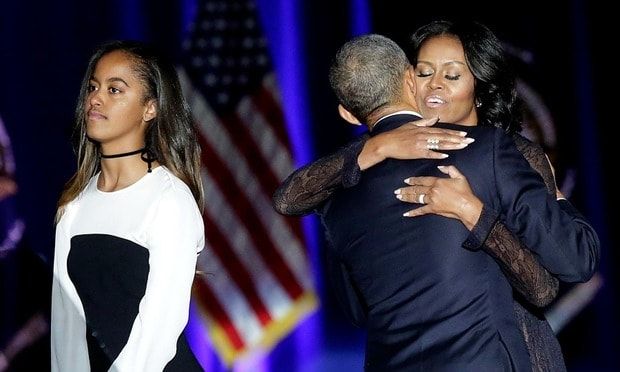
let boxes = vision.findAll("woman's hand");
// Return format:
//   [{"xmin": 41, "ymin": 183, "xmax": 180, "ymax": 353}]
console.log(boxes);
[
  {"xmin": 358, "ymin": 118, "xmax": 475, "ymax": 170},
  {"xmin": 394, "ymin": 165, "xmax": 483, "ymax": 230}
]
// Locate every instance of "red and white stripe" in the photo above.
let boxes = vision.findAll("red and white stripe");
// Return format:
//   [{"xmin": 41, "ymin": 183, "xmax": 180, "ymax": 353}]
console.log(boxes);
[{"xmin": 178, "ymin": 67, "xmax": 315, "ymax": 357}]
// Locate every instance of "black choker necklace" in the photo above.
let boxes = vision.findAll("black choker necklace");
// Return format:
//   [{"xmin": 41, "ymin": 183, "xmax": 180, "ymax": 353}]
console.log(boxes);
[
  {"xmin": 100, "ymin": 147, "xmax": 155, "ymax": 173},
  {"xmin": 100, "ymin": 148, "xmax": 145, "ymax": 159}
]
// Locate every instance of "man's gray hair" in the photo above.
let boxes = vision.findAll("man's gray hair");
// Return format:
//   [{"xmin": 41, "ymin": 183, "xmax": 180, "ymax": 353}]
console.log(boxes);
[{"xmin": 329, "ymin": 34, "xmax": 410, "ymax": 123}]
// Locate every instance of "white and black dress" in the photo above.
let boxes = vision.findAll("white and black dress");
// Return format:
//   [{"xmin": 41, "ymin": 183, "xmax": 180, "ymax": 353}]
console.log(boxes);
[{"xmin": 51, "ymin": 166, "xmax": 204, "ymax": 371}]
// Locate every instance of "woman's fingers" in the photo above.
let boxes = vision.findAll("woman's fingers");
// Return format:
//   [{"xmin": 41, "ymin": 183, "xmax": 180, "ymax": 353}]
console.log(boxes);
[
  {"xmin": 403, "ymin": 206, "xmax": 430, "ymax": 217},
  {"xmin": 394, "ymin": 185, "xmax": 432, "ymax": 203},
  {"xmin": 425, "ymin": 132, "xmax": 475, "ymax": 145},
  {"xmin": 437, "ymin": 165, "xmax": 464, "ymax": 178},
  {"xmin": 404, "ymin": 176, "xmax": 439, "ymax": 186},
  {"xmin": 379, "ymin": 123, "xmax": 474, "ymax": 161}
]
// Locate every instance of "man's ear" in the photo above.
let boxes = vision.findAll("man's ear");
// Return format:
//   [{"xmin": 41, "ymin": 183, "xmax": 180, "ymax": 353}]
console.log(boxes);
[
  {"xmin": 405, "ymin": 66, "xmax": 416, "ymax": 96},
  {"xmin": 338, "ymin": 104, "xmax": 362, "ymax": 126},
  {"xmin": 143, "ymin": 99, "xmax": 157, "ymax": 122}
]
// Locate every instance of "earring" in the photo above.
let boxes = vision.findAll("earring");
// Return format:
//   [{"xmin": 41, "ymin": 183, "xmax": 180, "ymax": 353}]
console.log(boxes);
[{"xmin": 475, "ymin": 100, "xmax": 482, "ymax": 108}]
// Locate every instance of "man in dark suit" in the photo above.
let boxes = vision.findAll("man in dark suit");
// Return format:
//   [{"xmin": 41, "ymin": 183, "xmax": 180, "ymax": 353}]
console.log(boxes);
[{"xmin": 319, "ymin": 34, "xmax": 599, "ymax": 371}]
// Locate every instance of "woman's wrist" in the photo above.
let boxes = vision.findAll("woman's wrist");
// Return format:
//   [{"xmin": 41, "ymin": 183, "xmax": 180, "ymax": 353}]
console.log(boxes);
[
  {"xmin": 460, "ymin": 197, "xmax": 483, "ymax": 230},
  {"xmin": 357, "ymin": 136, "xmax": 387, "ymax": 171}
]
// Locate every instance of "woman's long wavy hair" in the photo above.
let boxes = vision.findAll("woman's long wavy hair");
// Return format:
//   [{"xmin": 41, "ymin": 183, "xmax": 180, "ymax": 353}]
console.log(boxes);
[
  {"xmin": 56, "ymin": 41, "xmax": 204, "ymax": 220},
  {"xmin": 409, "ymin": 20, "xmax": 522, "ymax": 134}
]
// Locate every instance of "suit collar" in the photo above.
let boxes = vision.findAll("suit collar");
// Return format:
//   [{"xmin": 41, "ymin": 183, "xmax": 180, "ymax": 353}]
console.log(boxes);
[{"xmin": 371, "ymin": 111, "xmax": 422, "ymax": 136}]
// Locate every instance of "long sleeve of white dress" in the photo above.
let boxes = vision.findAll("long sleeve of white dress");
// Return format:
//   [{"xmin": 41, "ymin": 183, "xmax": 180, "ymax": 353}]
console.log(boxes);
[
  {"xmin": 51, "ymin": 202, "xmax": 90, "ymax": 372},
  {"xmin": 111, "ymin": 183, "xmax": 204, "ymax": 371}
]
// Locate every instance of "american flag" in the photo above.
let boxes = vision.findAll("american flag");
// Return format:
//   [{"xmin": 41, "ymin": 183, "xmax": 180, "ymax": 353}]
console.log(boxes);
[{"xmin": 177, "ymin": 0, "xmax": 318, "ymax": 365}]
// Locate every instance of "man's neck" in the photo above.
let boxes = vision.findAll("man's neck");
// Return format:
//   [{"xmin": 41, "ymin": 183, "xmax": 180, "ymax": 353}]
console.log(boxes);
[{"xmin": 367, "ymin": 104, "xmax": 421, "ymax": 130}]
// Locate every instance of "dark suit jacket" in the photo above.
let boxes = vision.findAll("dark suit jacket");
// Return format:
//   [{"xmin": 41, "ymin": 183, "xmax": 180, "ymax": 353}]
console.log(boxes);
[{"xmin": 320, "ymin": 114, "xmax": 599, "ymax": 371}]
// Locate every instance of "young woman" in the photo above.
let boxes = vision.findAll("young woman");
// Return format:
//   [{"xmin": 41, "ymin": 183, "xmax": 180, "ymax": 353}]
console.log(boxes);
[{"xmin": 52, "ymin": 41, "xmax": 204, "ymax": 371}]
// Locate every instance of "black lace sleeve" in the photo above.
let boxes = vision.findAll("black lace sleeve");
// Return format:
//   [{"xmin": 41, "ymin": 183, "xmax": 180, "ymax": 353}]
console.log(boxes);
[
  {"xmin": 273, "ymin": 135, "xmax": 369, "ymax": 216},
  {"xmin": 484, "ymin": 219, "xmax": 559, "ymax": 307},
  {"xmin": 478, "ymin": 134, "xmax": 560, "ymax": 307}
]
